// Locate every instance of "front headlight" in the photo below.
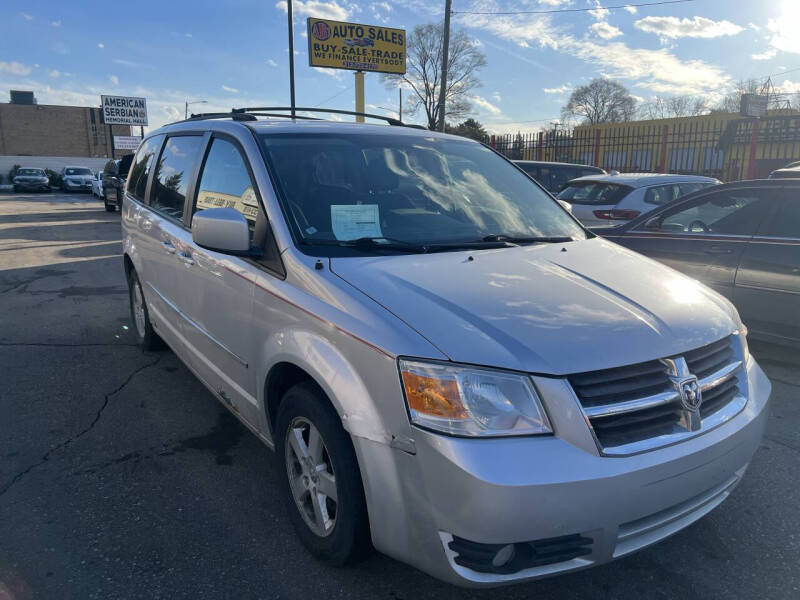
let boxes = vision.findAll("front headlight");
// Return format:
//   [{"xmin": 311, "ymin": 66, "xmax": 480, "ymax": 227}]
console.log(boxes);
[{"xmin": 398, "ymin": 359, "xmax": 552, "ymax": 437}]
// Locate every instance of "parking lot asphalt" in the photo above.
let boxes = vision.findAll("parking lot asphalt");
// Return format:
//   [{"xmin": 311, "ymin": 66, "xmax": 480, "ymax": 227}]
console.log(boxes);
[{"xmin": 0, "ymin": 192, "xmax": 798, "ymax": 600}]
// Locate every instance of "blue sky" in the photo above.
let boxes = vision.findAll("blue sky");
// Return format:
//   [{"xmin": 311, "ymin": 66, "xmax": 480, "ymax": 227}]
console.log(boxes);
[{"xmin": 1, "ymin": 0, "xmax": 798, "ymax": 133}]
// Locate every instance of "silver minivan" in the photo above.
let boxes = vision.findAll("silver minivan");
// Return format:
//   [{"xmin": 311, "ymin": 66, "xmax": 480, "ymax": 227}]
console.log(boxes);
[{"xmin": 122, "ymin": 112, "xmax": 770, "ymax": 587}]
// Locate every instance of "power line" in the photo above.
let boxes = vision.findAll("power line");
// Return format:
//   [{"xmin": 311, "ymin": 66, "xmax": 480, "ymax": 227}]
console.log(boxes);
[
  {"xmin": 452, "ymin": 0, "xmax": 697, "ymax": 16},
  {"xmin": 313, "ymin": 83, "xmax": 353, "ymax": 108}
]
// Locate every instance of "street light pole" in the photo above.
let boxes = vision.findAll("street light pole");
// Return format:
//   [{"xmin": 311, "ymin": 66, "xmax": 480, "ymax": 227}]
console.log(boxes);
[
  {"xmin": 185, "ymin": 99, "xmax": 207, "ymax": 119},
  {"xmin": 436, "ymin": 0, "xmax": 452, "ymax": 132},
  {"xmin": 287, "ymin": 0, "xmax": 296, "ymax": 118}
]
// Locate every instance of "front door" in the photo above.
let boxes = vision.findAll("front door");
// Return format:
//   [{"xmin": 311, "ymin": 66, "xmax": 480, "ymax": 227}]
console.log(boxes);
[
  {"xmin": 613, "ymin": 187, "xmax": 773, "ymax": 301},
  {"xmin": 173, "ymin": 136, "xmax": 263, "ymax": 429}
]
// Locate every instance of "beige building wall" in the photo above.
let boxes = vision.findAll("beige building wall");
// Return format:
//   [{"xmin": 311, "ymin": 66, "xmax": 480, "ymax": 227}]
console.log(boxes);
[{"xmin": 0, "ymin": 103, "xmax": 134, "ymax": 158}]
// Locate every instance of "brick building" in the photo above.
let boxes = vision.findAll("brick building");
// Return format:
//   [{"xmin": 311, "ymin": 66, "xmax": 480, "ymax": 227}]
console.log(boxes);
[{"xmin": 0, "ymin": 91, "xmax": 134, "ymax": 158}]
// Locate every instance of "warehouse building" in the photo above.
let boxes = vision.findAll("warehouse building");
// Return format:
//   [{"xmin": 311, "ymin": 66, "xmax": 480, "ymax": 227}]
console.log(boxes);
[{"xmin": 0, "ymin": 90, "xmax": 134, "ymax": 158}]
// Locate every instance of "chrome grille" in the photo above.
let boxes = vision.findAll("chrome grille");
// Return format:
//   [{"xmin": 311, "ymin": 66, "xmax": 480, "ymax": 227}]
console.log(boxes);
[{"xmin": 568, "ymin": 335, "xmax": 746, "ymax": 456}]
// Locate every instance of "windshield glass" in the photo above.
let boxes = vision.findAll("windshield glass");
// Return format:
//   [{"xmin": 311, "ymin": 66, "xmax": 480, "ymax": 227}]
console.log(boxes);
[
  {"xmin": 65, "ymin": 168, "xmax": 92, "ymax": 176},
  {"xmin": 557, "ymin": 181, "xmax": 632, "ymax": 205},
  {"xmin": 18, "ymin": 169, "xmax": 45, "ymax": 176},
  {"xmin": 260, "ymin": 132, "xmax": 585, "ymax": 253}
]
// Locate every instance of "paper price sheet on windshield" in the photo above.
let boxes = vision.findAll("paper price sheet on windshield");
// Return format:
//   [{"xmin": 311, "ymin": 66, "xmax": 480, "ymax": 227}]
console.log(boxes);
[{"xmin": 331, "ymin": 205, "xmax": 382, "ymax": 240}]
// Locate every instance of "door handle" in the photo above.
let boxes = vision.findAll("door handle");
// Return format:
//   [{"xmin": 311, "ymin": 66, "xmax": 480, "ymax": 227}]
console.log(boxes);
[
  {"xmin": 705, "ymin": 245, "xmax": 732, "ymax": 255},
  {"xmin": 177, "ymin": 251, "xmax": 194, "ymax": 266},
  {"xmin": 161, "ymin": 240, "xmax": 176, "ymax": 254}
]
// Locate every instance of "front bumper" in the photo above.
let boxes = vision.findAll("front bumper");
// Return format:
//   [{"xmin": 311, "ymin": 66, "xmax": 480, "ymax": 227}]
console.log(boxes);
[
  {"xmin": 354, "ymin": 357, "xmax": 770, "ymax": 587},
  {"xmin": 64, "ymin": 180, "xmax": 92, "ymax": 191},
  {"xmin": 14, "ymin": 181, "xmax": 50, "ymax": 191}
]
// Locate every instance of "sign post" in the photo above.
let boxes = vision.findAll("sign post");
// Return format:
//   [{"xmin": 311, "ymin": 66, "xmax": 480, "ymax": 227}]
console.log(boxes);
[{"xmin": 307, "ymin": 17, "xmax": 406, "ymax": 121}]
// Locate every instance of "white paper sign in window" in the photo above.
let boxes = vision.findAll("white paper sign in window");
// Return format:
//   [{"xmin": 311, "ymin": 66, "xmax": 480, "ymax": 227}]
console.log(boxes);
[{"xmin": 331, "ymin": 204, "xmax": 382, "ymax": 240}]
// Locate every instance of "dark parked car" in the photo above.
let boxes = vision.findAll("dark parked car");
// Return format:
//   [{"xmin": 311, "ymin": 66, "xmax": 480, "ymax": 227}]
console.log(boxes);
[
  {"xmin": 769, "ymin": 160, "xmax": 800, "ymax": 179},
  {"xmin": 101, "ymin": 153, "xmax": 134, "ymax": 212},
  {"xmin": 600, "ymin": 179, "xmax": 800, "ymax": 345},
  {"xmin": 12, "ymin": 167, "xmax": 50, "ymax": 192},
  {"xmin": 514, "ymin": 160, "xmax": 605, "ymax": 194}
]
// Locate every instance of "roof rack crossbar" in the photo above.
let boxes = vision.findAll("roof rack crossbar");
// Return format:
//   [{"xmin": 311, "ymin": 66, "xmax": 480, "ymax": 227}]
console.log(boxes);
[{"xmin": 233, "ymin": 106, "xmax": 403, "ymax": 126}]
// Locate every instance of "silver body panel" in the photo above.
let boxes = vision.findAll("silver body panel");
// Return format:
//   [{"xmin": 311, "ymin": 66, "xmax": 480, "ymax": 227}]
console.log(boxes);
[{"xmin": 121, "ymin": 119, "xmax": 770, "ymax": 587}]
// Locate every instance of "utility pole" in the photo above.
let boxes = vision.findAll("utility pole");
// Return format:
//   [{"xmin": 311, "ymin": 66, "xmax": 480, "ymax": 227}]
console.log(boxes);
[
  {"xmin": 436, "ymin": 0, "xmax": 452, "ymax": 132},
  {"xmin": 287, "ymin": 0, "xmax": 296, "ymax": 118}
]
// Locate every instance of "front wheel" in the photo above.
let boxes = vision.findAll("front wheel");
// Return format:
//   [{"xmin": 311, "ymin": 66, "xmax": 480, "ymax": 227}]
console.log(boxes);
[
  {"xmin": 276, "ymin": 382, "xmax": 370, "ymax": 566},
  {"xmin": 127, "ymin": 269, "xmax": 164, "ymax": 351}
]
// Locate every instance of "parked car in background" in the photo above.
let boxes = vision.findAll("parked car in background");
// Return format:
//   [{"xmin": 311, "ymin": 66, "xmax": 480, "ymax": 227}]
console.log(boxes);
[
  {"xmin": 91, "ymin": 171, "xmax": 104, "ymax": 198},
  {"xmin": 61, "ymin": 166, "xmax": 94, "ymax": 193},
  {"xmin": 768, "ymin": 160, "xmax": 800, "ymax": 179},
  {"xmin": 12, "ymin": 167, "xmax": 50, "ymax": 192},
  {"xmin": 600, "ymin": 179, "xmax": 800, "ymax": 346},
  {"xmin": 558, "ymin": 173, "xmax": 720, "ymax": 228},
  {"xmin": 102, "ymin": 153, "xmax": 134, "ymax": 212},
  {"xmin": 514, "ymin": 160, "xmax": 605, "ymax": 194},
  {"xmin": 121, "ymin": 113, "xmax": 769, "ymax": 587}
]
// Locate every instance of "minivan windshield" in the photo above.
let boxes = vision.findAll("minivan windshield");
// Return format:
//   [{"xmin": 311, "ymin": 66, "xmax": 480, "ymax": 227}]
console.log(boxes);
[
  {"xmin": 260, "ymin": 132, "xmax": 585, "ymax": 254},
  {"xmin": 558, "ymin": 181, "xmax": 633, "ymax": 206}
]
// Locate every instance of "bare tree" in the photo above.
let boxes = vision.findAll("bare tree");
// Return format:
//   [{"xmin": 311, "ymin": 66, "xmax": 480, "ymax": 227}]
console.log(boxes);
[
  {"xmin": 714, "ymin": 79, "xmax": 761, "ymax": 113},
  {"xmin": 382, "ymin": 23, "xmax": 486, "ymax": 130},
  {"xmin": 639, "ymin": 95, "xmax": 709, "ymax": 120},
  {"xmin": 561, "ymin": 78, "xmax": 638, "ymax": 125}
]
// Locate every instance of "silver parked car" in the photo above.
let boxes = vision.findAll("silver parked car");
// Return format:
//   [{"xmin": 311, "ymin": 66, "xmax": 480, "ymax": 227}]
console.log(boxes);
[
  {"xmin": 122, "ymin": 111, "xmax": 770, "ymax": 587},
  {"xmin": 558, "ymin": 173, "xmax": 720, "ymax": 228},
  {"xmin": 61, "ymin": 165, "xmax": 94, "ymax": 192}
]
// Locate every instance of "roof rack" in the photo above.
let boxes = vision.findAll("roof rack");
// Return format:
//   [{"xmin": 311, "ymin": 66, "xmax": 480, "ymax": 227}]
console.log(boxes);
[{"xmin": 183, "ymin": 106, "xmax": 428, "ymax": 129}]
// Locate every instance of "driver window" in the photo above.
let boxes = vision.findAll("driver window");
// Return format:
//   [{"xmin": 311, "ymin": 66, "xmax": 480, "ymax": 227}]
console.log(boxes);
[{"xmin": 644, "ymin": 189, "xmax": 769, "ymax": 235}]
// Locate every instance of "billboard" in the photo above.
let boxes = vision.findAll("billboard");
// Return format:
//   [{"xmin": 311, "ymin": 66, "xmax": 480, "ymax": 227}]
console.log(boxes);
[
  {"xmin": 307, "ymin": 17, "xmax": 405, "ymax": 74},
  {"xmin": 101, "ymin": 95, "xmax": 148, "ymax": 126},
  {"xmin": 740, "ymin": 94, "xmax": 768, "ymax": 118},
  {"xmin": 113, "ymin": 135, "xmax": 142, "ymax": 150}
]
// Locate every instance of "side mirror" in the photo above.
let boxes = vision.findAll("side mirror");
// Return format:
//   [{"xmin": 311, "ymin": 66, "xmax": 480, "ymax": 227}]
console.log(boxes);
[{"xmin": 192, "ymin": 208, "xmax": 251, "ymax": 254}]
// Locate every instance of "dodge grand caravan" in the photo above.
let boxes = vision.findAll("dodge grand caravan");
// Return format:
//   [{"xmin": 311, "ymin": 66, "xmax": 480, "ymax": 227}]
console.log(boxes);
[{"xmin": 121, "ymin": 110, "xmax": 770, "ymax": 587}]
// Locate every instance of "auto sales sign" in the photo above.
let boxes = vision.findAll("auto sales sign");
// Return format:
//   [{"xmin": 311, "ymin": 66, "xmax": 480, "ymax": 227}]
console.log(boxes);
[
  {"xmin": 307, "ymin": 18, "xmax": 406, "ymax": 74},
  {"xmin": 101, "ymin": 95, "xmax": 148, "ymax": 126}
]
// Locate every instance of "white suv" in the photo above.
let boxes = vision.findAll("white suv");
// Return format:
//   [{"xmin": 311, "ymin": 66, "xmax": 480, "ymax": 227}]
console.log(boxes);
[
  {"xmin": 121, "ymin": 110, "xmax": 769, "ymax": 587},
  {"xmin": 559, "ymin": 173, "xmax": 720, "ymax": 228}
]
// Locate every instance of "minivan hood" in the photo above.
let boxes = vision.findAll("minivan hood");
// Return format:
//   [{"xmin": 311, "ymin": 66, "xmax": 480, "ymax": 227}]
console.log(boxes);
[{"xmin": 330, "ymin": 238, "xmax": 739, "ymax": 374}]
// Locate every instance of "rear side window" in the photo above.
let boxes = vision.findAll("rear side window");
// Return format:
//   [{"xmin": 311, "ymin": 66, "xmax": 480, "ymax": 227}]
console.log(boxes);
[
  {"xmin": 647, "ymin": 189, "xmax": 771, "ymax": 235},
  {"xmin": 127, "ymin": 135, "xmax": 163, "ymax": 202},
  {"xmin": 557, "ymin": 182, "xmax": 632, "ymax": 205},
  {"xmin": 194, "ymin": 138, "xmax": 259, "ymax": 239},
  {"xmin": 757, "ymin": 197, "xmax": 799, "ymax": 239},
  {"xmin": 150, "ymin": 136, "xmax": 204, "ymax": 220},
  {"xmin": 644, "ymin": 184, "xmax": 681, "ymax": 206}
]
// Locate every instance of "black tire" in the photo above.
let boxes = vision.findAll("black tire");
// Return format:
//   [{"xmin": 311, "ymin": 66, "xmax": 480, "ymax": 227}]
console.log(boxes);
[
  {"xmin": 276, "ymin": 382, "xmax": 370, "ymax": 566},
  {"xmin": 104, "ymin": 198, "xmax": 115, "ymax": 212},
  {"xmin": 127, "ymin": 269, "xmax": 164, "ymax": 351},
  {"xmin": 13, "ymin": 185, "xmax": 19, "ymax": 193}
]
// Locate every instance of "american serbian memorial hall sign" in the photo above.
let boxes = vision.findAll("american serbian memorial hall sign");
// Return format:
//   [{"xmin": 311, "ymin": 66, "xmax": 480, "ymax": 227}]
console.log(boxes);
[
  {"xmin": 307, "ymin": 17, "xmax": 406, "ymax": 75},
  {"xmin": 101, "ymin": 95, "xmax": 148, "ymax": 126}
]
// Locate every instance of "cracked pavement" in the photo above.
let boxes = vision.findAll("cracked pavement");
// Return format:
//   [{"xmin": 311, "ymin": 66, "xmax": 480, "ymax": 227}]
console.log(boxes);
[{"xmin": 0, "ymin": 193, "xmax": 799, "ymax": 600}]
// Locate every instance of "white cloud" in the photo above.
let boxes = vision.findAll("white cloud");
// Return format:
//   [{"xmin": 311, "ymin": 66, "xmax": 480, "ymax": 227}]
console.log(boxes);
[
  {"xmin": 456, "ymin": 11, "xmax": 561, "ymax": 50},
  {"xmin": 543, "ymin": 84, "xmax": 571, "ymax": 94},
  {"xmin": 221, "ymin": 84, "xmax": 239, "ymax": 93},
  {"xmin": 624, "ymin": 6, "xmax": 637, "ymax": 14},
  {"xmin": 21, "ymin": 12, "xmax": 33, "ymax": 20},
  {"xmin": 492, "ymin": 91, "xmax": 501, "ymax": 102},
  {"xmin": 777, "ymin": 80, "xmax": 800, "ymax": 93},
  {"xmin": 267, "ymin": 59, "xmax": 278, "ymax": 67},
  {"xmin": 472, "ymin": 95, "xmax": 502, "ymax": 114},
  {"xmin": 562, "ymin": 36, "xmax": 731, "ymax": 95},
  {"xmin": 370, "ymin": 1, "xmax": 392, "ymax": 23},
  {"xmin": 109, "ymin": 75, "xmax": 119, "ymax": 85},
  {"xmin": 113, "ymin": 58, "xmax": 146, "ymax": 68},
  {"xmin": 48, "ymin": 69, "xmax": 60, "ymax": 78},
  {"xmin": 97, "ymin": 42, "xmax": 104, "ymax": 49},
  {"xmin": 275, "ymin": 0, "xmax": 350, "ymax": 21},
  {"xmin": 590, "ymin": 22, "xmax": 622, "ymax": 40},
  {"xmin": 634, "ymin": 16, "xmax": 745, "ymax": 40},
  {"xmin": 313, "ymin": 67, "xmax": 344, "ymax": 80},
  {"xmin": 748, "ymin": 22, "xmax": 760, "ymax": 31},
  {"xmin": 51, "ymin": 20, "xmax": 61, "ymax": 27},
  {"xmin": 0, "ymin": 61, "xmax": 32, "ymax": 75},
  {"xmin": 185, "ymin": 33, "xmax": 193, "ymax": 38},
  {"xmin": 765, "ymin": 1, "xmax": 800, "ymax": 55},
  {"xmin": 752, "ymin": 48, "xmax": 777, "ymax": 60},
  {"xmin": 588, "ymin": 1, "xmax": 610, "ymax": 21}
]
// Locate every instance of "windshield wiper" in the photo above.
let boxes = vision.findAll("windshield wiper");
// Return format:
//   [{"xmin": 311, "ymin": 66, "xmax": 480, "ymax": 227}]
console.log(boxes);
[{"xmin": 480, "ymin": 234, "xmax": 575, "ymax": 244}]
